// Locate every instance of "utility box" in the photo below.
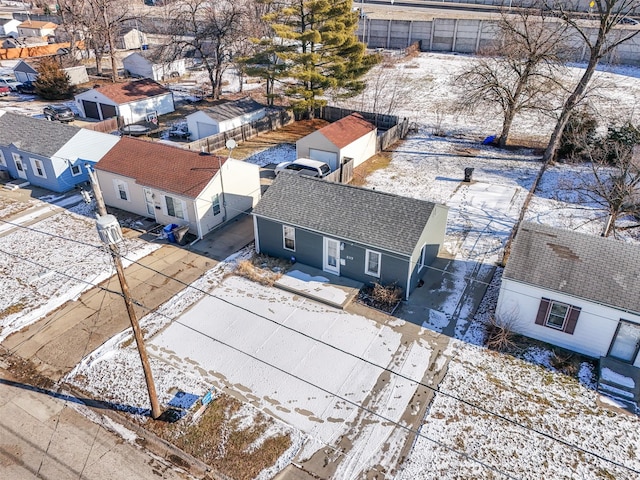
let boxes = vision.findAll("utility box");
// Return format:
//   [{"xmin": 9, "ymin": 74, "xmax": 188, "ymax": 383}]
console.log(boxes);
[{"xmin": 464, "ymin": 167, "xmax": 474, "ymax": 182}]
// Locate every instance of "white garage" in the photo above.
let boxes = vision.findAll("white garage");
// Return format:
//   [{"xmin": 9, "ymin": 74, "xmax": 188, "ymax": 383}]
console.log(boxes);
[
  {"xmin": 186, "ymin": 97, "xmax": 266, "ymax": 141},
  {"xmin": 296, "ymin": 113, "xmax": 377, "ymax": 171}
]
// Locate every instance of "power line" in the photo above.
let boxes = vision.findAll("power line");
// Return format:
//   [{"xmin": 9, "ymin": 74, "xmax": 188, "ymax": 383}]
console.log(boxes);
[{"xmin": 0, "ymin": 244, "xmax": 637, "ymax": 476}]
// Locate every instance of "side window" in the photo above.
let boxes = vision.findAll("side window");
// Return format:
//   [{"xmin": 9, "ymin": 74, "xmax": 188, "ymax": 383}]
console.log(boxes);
[
  {"xmin": 165, "ymin": 196, "xmax": 185, "ymax": 219},
  {"xmin": 70, "ymin": 164, "xmax": 81, "ymax": 176},
  {"xmin": 535, "ymin": 298, "xmax": 581, "ymax": 334},
  {"xmin": 30, "ymin": 158, "xmax": 46, "ymax": 178},
  {"xmin": 365, "ymin": 250, "xmax": 381, "ymax": 277},
  {"xmin": 283, "ymin": 225, "xmax": 295, "ymax": 251},
  {"xmin": 212, "ymin": 193, "xmax": 221, "ymax": 215},
  {"xmin": 113, "ymin": 180, "xmax": 130, "ymax": 201}
]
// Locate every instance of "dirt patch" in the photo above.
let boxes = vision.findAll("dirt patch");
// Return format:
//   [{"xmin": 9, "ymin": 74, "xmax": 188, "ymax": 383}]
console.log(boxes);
[
  {"xmin": 350, "ymin": 151, "xmax": 393, "ymax": 186},
  {"xmin": 143, "ymin": 395, "xmax": 291, "ymax": 480},
  {"xmin": 228, "ymin": 119, "xmax": 329, "ymax": 160}
]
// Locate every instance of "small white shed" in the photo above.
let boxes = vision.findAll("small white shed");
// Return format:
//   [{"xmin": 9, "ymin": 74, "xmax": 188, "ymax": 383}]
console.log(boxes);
[
  {"xmin": 296, "ymin": 113, "xmax": 377, "ymax": 171},
  {"xmin": 63, "ymin": 65, "xmax": 89, "ymax": 86},
  {"xmin": 74, "ymin": 79, "xmax": 175, "ymax": 124},
  {"xmin": 122, "ymin": 51, "xmax": 186, "ymax": 82},
  {"xmin": 186, "ymin": 97, "xmax": 266, "ymax": 140},
  {"xmin": 117, "ymin": 28, "xmax": 148, "ymax": 51}
]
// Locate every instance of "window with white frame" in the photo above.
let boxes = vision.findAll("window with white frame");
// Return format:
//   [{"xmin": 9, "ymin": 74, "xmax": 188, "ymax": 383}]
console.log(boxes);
[
  {"xmin": 30, "ymin": 158, "xmax": 46, "ymax": 178},
  {"xmin": 365, "ymin": 249, "xmax": 381, "ymax": 277},
  {"xmin": 113, "ymin": 180, "xmax": 130, "ymax": 201},
  {"xmin": 70, "ymin": 164, "xmax": 81, "ymax": 176},
  {"xmin": 535, "ymin": 298, "xmax": 581, "ymax": 334},
  {"xmin": 0, "ymin": 150, "xmax": 6, "ymax": 167},
  {"xmin": 283, "ymin": 225, "xmax": 295, "ymax": 251},
  {"xmin": 165, "ymin": 195, "xmax": 185, "ymax": 219},
  {"xmin": 212, "ymin": 193, "xmax": 221, "ymax": 215},
  {"xmin": 419, "ymin": 244, "xmax": 428, "ymax": 270}
]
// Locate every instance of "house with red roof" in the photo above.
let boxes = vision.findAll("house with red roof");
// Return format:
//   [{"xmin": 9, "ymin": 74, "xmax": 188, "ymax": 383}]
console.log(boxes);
[
  {"xmin": 74, "ymin": 79, "xmax": 175, "ymax": 124},
  {"xmin": 95, "ymin": 137, "xmax": 261, "ymax": 238},
  {"xmin": 296, "ymin": 113, "xmax": 377, "ymax": 171}
]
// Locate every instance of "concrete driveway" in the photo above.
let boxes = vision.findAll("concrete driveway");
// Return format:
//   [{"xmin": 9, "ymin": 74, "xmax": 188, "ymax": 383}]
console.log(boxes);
[{"xmin": 186, "ymin": 214, "xmax": 255, "ymax": 260}]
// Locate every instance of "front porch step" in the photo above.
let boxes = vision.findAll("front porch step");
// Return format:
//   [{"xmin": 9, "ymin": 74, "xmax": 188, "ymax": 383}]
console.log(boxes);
[
  {"xmin": 597, "ymin": 382, "xmax": 638, "ymax": 413},
  {"xmin": 3, "ymin": 180, "xmax": 30, "ymax": 190}
]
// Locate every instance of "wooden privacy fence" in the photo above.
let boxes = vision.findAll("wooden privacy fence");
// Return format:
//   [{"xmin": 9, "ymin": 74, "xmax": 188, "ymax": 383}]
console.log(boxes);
[
  {"xmin": 324, "ymin": 158, "xmax": 354, "ymax": 184},
  {"xmin": 83, "ymin": 117, "xmax": 120, "ymax": 134},
  {"xmin": 379, "ymin": 118, "xmax": 409, "ymax": 151},
  {"xmin": 186, "ymin": 109, "xmax": 294, "ymax": 153}
]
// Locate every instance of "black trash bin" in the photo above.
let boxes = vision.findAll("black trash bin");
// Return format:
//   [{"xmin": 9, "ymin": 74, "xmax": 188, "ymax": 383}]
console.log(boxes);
[
  {"xmin": 173, "ymin": 225, "xmax": 190, "ymax": 245},
  {"xmin": 464, "ymin": 167, "xmax": 474, "ymax": 182}
]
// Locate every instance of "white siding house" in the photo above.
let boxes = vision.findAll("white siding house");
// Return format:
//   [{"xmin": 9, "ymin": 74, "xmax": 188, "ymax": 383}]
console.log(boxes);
[
  {"xmin": 496, "ymin": 223, "xmax": 640, "ymax": 407},
  {"xmin": 0, "ymin": 18, "xmax": 21, "ymax": 38},
  {"xmin": 95, "ymin": 137, "xmax": 261, "ymax": 238},
  {"xmin": 296, "ymin": 113, "xmax": 377, "ymax": 171},
  {"xmin": 123, "ymin": 51, "xmax": 186, "ymax": 82},
  {"xmin": 74, "ymin": 79, "xmax": 175, "ymax": 124},
  {"xmin": 186, "ymin": 97, "xmax": 266, "ymax": 140}
]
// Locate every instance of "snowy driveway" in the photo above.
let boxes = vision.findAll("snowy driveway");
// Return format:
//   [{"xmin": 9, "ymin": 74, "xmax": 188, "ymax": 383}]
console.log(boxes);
[{"xmin": 147, "ymin": 275, "xmax": 447, "ymax": 479}]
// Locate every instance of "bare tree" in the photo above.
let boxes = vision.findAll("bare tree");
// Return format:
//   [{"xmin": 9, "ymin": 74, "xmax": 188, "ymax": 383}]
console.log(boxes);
[
  {"xmin": 56, "ymin": 0, "xmax": 88, "ymax": 63},
  {"xmin": 543, "ymin": 0, "xmax": 640, "ymax": 163},
  {"xmin": 164, "ymin": 0, "xmax": 247, "ymax": 99},
  {"xmin": 455, "ymin": 7, "xmax": 570, "ymax": 147},
  {"xmin": 574, "ymin": 125, "xmax": 640, "ymax": 237}
]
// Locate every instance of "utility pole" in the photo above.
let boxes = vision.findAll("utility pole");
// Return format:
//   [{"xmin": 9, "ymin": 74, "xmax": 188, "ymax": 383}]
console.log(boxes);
[{"xmin": 86, "ymin": 166, "xmax": 163, "ymax": 420}]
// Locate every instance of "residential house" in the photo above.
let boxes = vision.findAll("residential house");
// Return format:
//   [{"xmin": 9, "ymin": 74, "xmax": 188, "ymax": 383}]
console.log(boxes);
[
  {"xmin": 252, "ymin": 173, "xmax": 449, "ymax": 299},
  {"xmin": 13, "ymin": 60, "xmax": 38, "ymax": 83},
  {"xmin": 186, "ymin": 97, "xmax": 266, "ymax": 140},
  {"xmin": 122, "ymin": 50, "xmax": 186, "ymax": 82},
  {"xmin": 496, "ymin": 222, "xmax": 640, "ymax": 404},
  {"xmin": 117, "ymin": 28, "xmax": 148, "ymax": 51},
  {"xmin": 296, "ymin": 113, "xmax": 377, "ymax": 171},
  {"xmin": 95, "ymin": 137, "xmax": 261, "ymax": 237},
  {"xmin": 17, "ymin": 20, "xmax": 57, "ymax": 41},
  {"xmin": 74, "ymin": 79, "xmax": 175, "ymax": 124},
  {"xmin": 0, "ymin": 110, "xmax": 120, "ymax": 192},
  {"xmin": 0, "ymin": 18, "xmax": 21, "ymax": 38}
]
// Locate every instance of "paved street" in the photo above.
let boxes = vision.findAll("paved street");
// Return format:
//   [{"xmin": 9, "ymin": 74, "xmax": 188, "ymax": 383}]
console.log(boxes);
[{"xmin": 0, "ymin": 361, "xmax": 195, "ymax": 480}]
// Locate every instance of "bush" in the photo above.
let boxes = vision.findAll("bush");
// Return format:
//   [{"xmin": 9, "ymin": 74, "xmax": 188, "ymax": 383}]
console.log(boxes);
[
  {"xmin": 485, "ymin": 314, "xmax": 519, "ymax": 352},
  {"xmin": 557, "ymin": 108, "xmax": 598, "ymax": 162},
  {"xmin": 35, "ymin": 57, "xmax": 75, "ymax": 100}
]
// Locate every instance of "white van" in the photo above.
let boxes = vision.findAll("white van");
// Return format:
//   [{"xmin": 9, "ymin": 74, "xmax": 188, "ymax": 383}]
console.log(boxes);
[{"xmin": 274, "ymin": 158, "xmax": 331, "ymax": 178}]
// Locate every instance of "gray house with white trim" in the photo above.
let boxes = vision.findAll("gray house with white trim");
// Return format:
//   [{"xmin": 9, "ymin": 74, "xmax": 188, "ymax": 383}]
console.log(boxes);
[{"xmin": 252, "ymin": 173, "xmax": 449, "ymax": 299}]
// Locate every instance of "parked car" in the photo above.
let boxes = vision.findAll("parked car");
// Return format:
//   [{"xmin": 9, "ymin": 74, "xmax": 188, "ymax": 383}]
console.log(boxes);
[
  {"xmin": 0, "ymin": 76, "xmax": 22, "ymax": 91},
  {"xmin": 0, "ymin": 86, "xmax": 9, "ymax": 96},
  {"xmin": 17, "ymin": 81, "xmax": 36, "ymax": 94},
  {"xmin": 274, "ymin": 158, "xmax": 331, "ymax": 178},
  {"xmin": 168, "ymin": 124, "xmax": 191, "ymax": 139},
  {"xmin": 43, "ymin": 105, "xmax": 75, "ymax": 123}
]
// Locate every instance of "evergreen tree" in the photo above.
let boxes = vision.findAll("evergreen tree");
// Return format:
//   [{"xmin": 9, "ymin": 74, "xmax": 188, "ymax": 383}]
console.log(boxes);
[
  {"xmin": 260, "ymin": 0, "xmax": 378, "ymax": 117},
  {"xmin": 35, "ymin": 58, "xmax": 75, "ymax": 100}
]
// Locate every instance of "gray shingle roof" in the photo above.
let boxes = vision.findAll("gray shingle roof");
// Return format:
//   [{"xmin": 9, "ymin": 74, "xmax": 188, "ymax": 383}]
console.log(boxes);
[
  {"xmin": 0, "ymin": 111, "xmax": 79, "ymax": 157},
  {"xmin": 202, "ymin": 98, "xmax": 264, "ymax": 122},
  {"xmin": 504, "ymin": 222, "xmax": 640, "ymax": 314},
  {"xmin": 253, "ymin": 173, "xmax": 441, "ymax": 255}
]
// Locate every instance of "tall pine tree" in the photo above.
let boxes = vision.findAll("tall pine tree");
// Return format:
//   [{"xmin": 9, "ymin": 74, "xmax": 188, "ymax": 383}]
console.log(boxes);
[{"xmin": 260, "ymin": 0, "xmax": 378, "ymax": 117}]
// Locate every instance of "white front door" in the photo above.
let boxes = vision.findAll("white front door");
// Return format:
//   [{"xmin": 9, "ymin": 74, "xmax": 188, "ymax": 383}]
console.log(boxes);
[
  {"xmin": 143, "ymin": 187, "xmax": 156, "ymax": 217},
  {"xmin": 608, "ymin": 321, "xmax": 640, "ymax": 363},
  {"xmin": 13, "ymin": 154, "xmax": 27, "ymax": 179},
  {"xmin": 323, "ymin": 237, "xmax": 340, "ymax": 275}
]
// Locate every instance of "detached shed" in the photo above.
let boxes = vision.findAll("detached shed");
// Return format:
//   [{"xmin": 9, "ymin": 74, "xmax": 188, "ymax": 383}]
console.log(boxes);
[
  {"xmin": 186, "ymin": 97, "xmax": 266, "ymax": 140},
  {"xmin": 74, "ymin": 79, "xmax": 175, "ymax": 124},
  {"xmin": 13, "ymin": 60, "xmax": 37, "ymax": 83},
  {"xmin": 122, "ymin": 50, "xmax": 186, "ymax": 82},
  {"xmin": 117, "ymin": 28, "xmax": 148, "ymax": 51},
  {"xmin": 296, "ymin": 113, "xmax": 377, "ymax": 171}
]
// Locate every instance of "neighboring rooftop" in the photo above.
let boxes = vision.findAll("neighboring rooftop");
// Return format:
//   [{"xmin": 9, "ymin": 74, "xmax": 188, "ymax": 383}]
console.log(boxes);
[
  {"xmin": 505, "ymin": 222, "xmax": 640, "ymax": 314},
  {"xmin": 317, "ymin": 113, "xmax": 376, "ymax": 148},
  {"xmin": 253, "ymin": 173, "xmax": 442, "ymax": 255},
  {"xmin": 17, "ymin": 20, "xmax": 57, "ymax": 29},
  {"xmin": 89, "ymin": 79, "xmax": 170, "ymax": 104},
  {"xmin": 0, "ymin": 110, "xmax": 79, "ymax": 157},
  {"xmin": 95, "ymin": 136, "xmax": 226, "ymax": 198},
  {"xmin": 200, "ymin": 97, "xmax": 265, "ymax": 122}
]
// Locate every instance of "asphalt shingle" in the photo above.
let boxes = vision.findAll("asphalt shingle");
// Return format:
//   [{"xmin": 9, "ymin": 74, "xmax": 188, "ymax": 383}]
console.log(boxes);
[
  {"xmin": 0, "ymin": 111, "xmax": 79, "ymax": 157},
  {"xmin": 504, "ymin": 222, "xmax": 640, "ymax": 314},
  {"xmin": 201, "ymin": 97, "xmax": 264, "ymax": 122},
  {"xmin": 253, "ymin": 173, "xmax": 441, "ymax": 255}
]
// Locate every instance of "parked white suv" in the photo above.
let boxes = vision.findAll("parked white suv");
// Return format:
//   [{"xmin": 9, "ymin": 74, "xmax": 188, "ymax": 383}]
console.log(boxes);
[
  {"xmin": 274, "ymin": 158, "xmax": 331, "ymax": 178},
  {"xmin": 0, "ymin": 76, "xmax": 22, "ymax": 91}
]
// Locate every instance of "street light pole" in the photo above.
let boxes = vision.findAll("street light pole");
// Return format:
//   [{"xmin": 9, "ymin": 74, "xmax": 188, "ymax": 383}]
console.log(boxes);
[{"xmin": 87, "ymin": 166, "xmax": 163, "ymax": 420}]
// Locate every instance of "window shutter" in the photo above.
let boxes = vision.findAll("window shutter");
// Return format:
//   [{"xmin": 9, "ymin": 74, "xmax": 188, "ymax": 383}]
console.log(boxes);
[
  {"xmin": 564, "ymin": 306, "xmax": 581, "ymax": 334},
  {"xmin": 535, "ymin": 298, "xmax": 550, "ymax": 325}
]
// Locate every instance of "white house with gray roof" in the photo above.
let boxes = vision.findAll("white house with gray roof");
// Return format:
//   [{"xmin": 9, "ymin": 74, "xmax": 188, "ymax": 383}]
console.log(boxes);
[
  {"xmin": 186, "ymin": 97, "xmax": 266, "ymax": 140},
  {"xmin": 497, "ymin": 222, "xmax": 640, "ymax": 407},
  {"xmin": 252, "ymin": 173, "xmax": 449, "ymax": 300},
  {"xmin": 0, "ymin": 111, "xmax": 120, "ymax": 192}
]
